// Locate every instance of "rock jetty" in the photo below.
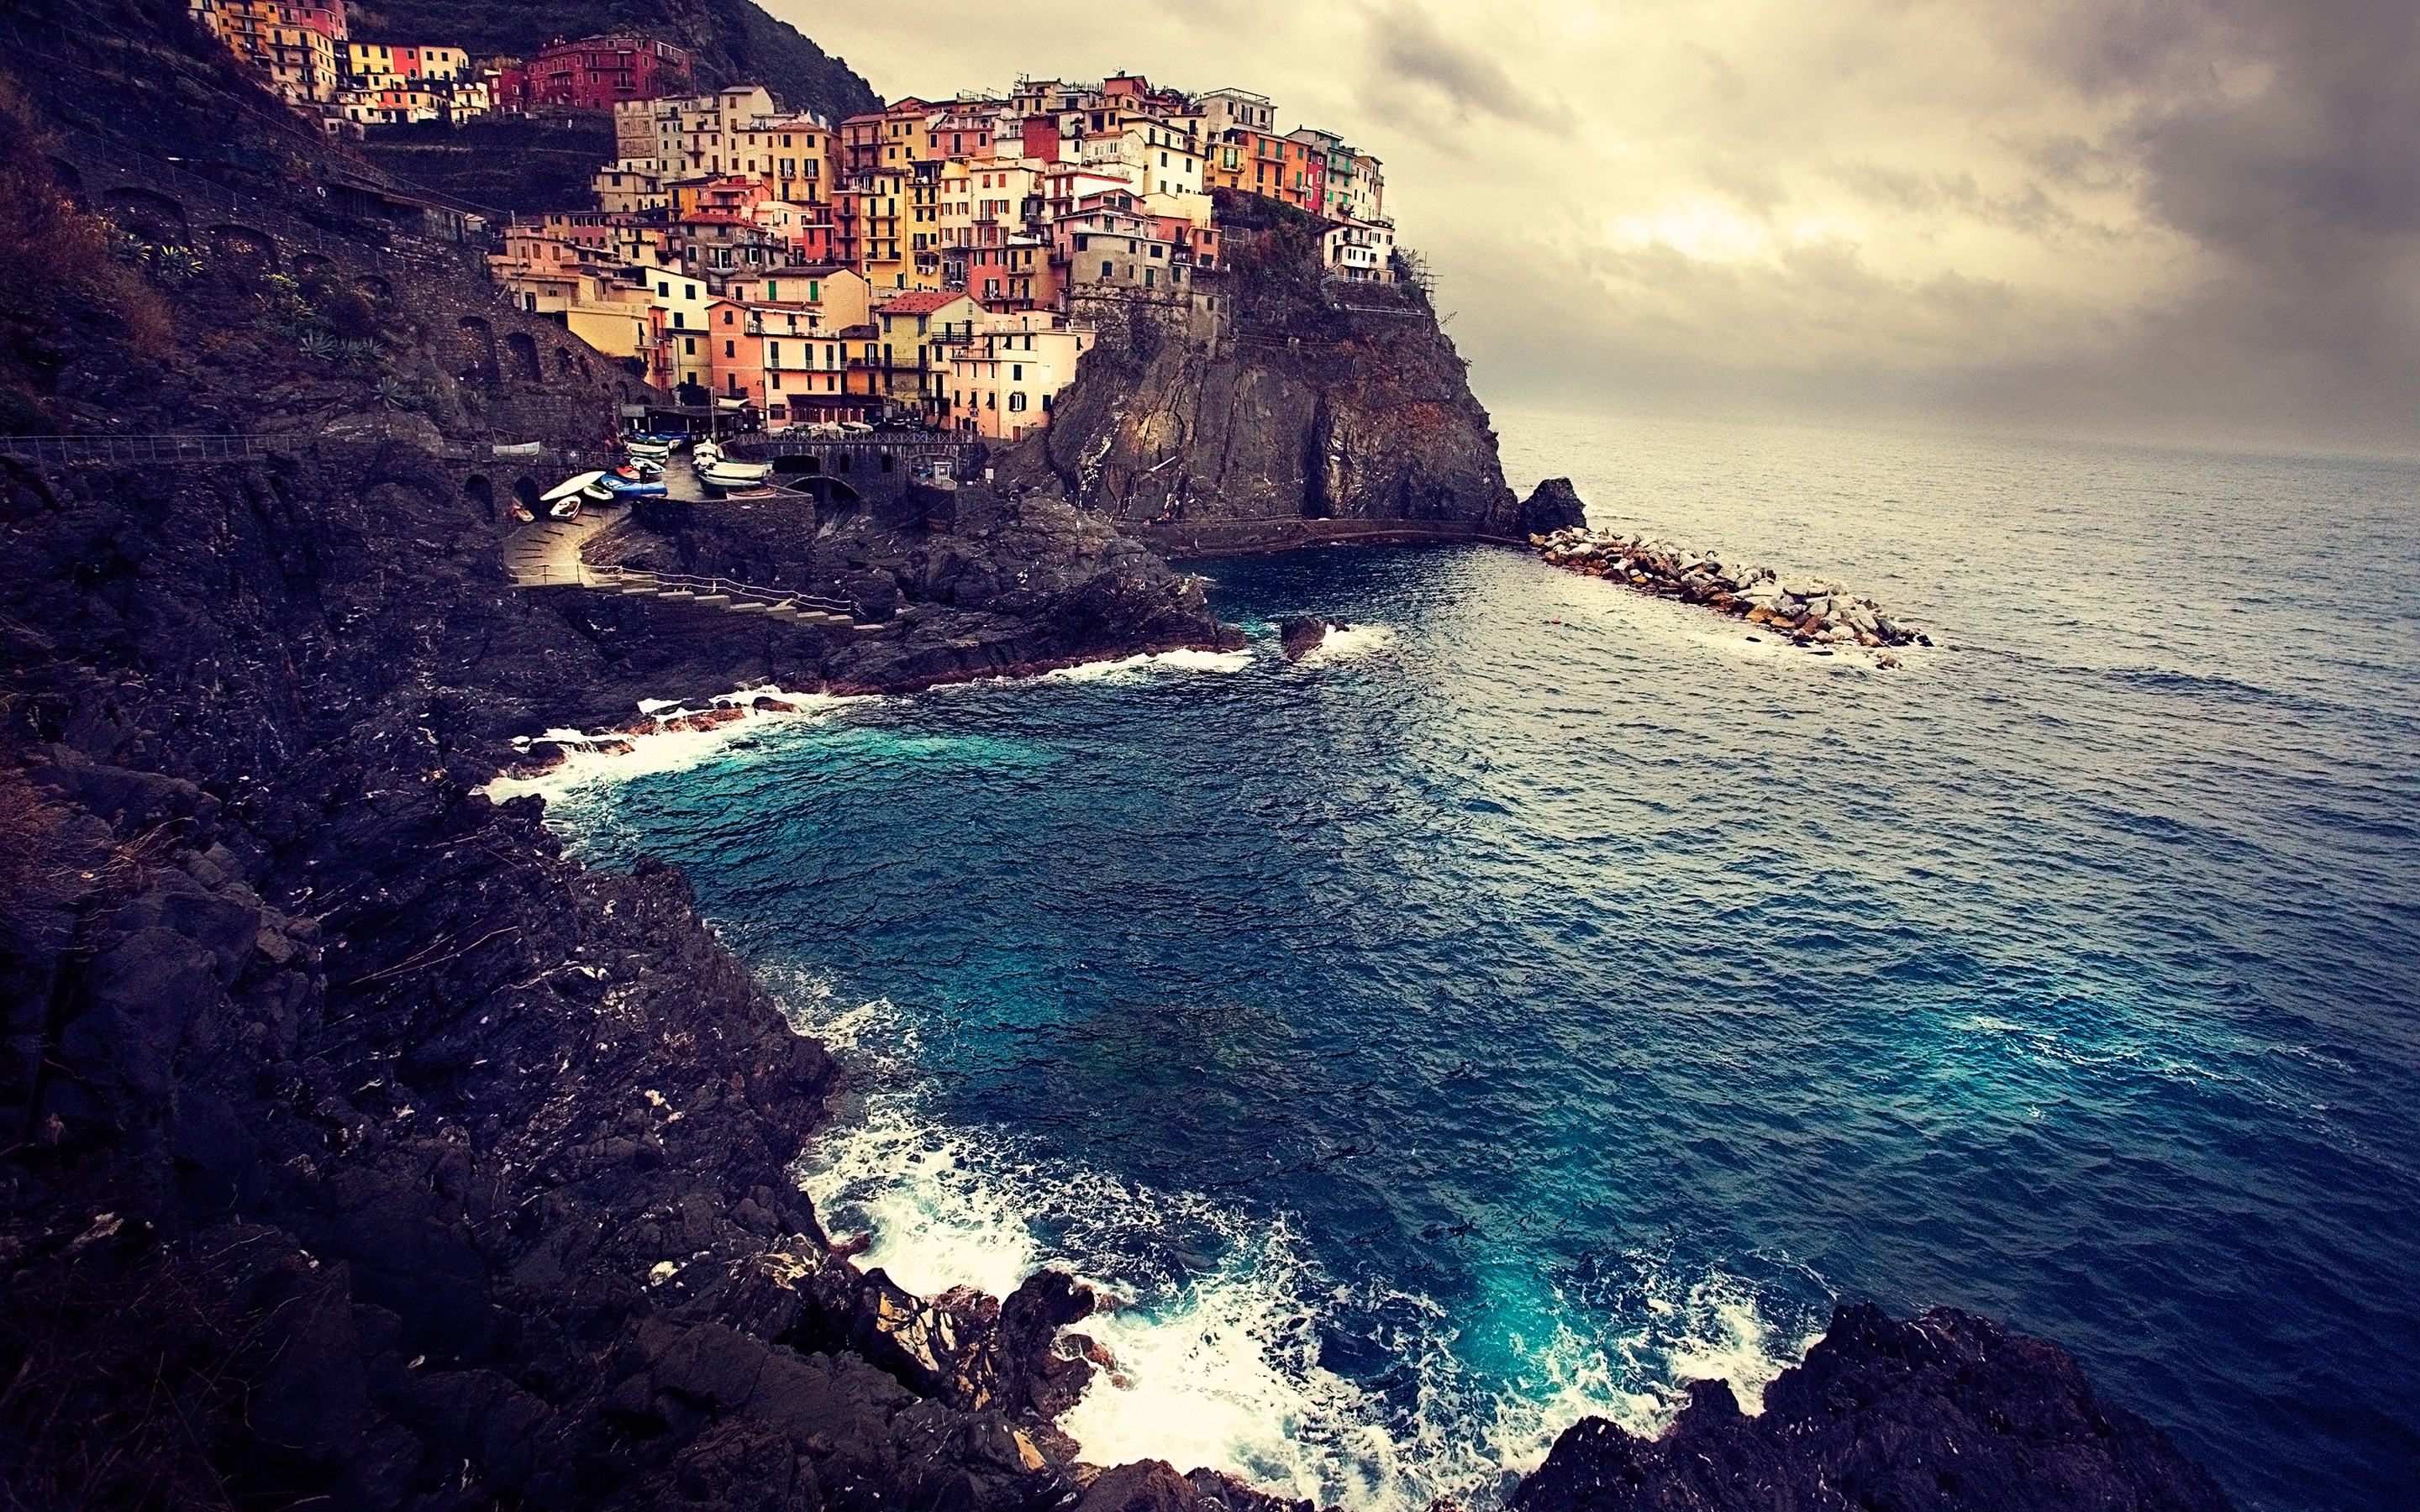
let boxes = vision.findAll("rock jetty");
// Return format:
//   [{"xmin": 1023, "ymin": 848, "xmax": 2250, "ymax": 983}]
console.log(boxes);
[{"xmin": 1528, "ymin": 524, "xmax": 1932, "ymax": 664}]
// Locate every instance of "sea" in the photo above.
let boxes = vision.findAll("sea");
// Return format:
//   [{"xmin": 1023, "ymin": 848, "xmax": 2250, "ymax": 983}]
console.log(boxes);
[{"xmin": 502, "ymin": 409, "xmax": 2420, "ymax": 1512}]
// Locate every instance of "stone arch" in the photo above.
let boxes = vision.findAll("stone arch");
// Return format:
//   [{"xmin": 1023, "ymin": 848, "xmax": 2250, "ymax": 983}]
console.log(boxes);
[
  {"xmin": 101, "ymin": 186, "xmax": 187, "ymax": 244},
  {"xmin": 355, "ymin": 274, "xmax": 393, "ymax": 302},
  {"xmin": 46, "ymin": 156, "xmax": 84, "ymax": 208},
  {"xmin": 554, "ymin": 345, "xmax": 576, "ymax": 378},
  {"xmin": 512, "ymin": 476, "xmax": 541, "ymax": 514},
  {"xmin": 804, "ymin": 475, "xmax": 862, "ymax": 520},
  {"xmin": 457, "ymin": 316, "xmax": 498, "ymax": 386},
  {"xmin": 577, "ymin": 353, "xmax": 593, "ymax": 381},
  {"xmin": 464, "ymin": 473, "xmax": 496, "ymax": 522},
  {"xmin": 292, "ymin": 253, "xmax": 334, "ymax": 280},
  {"xmin": 205, "ymin": 223, "xmax": 280, "ymax": 271},
  {"xmin": 503, "ymin": 329, "xmax": 541, "ymax": 383}
]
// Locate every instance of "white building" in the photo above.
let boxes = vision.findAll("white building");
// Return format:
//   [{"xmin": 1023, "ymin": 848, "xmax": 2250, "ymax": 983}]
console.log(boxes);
[
  {"xmin": 1323, "ymin": 221, "xmax": 1396, "ymax": 282},
  {"xmin": 1197, "ymin": 87, "xmax": 1276, "ymax": 134}
]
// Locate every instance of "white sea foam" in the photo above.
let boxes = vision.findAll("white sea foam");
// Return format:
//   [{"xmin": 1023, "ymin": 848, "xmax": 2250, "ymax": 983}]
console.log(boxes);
[
  {"xmin": 1044, "ymin": 647, "xmax": 1258, "ymax": 681},
  {"xmin": 792, "ymin": 1049, "xmax": 1822, "ymax": 1512},
  {"xmin": 1300, "ymin": 623, "xmax": 1397, "ymax": 663},
  {"xmin": 481, "ymin": 685, "xmax": 870, "ymax": 807}
]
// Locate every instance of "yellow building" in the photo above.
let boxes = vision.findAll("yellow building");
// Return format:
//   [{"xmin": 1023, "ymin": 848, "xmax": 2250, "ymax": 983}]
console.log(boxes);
[
  {"xmin": 344, "ymin": 42, "xmax": 466, "ymax": 81},
  {"xmin": 876, "ymin": 289, "xmax": 984, "ymax": 415},
  {"xmin": 735, "ymin": 115, "xmax": 829, "ymax": 205},
  {"xmin": 192, "ymin": 0, "xmax": 345, "ymax": 106},
  {"xmin": 842, "ymin": 166, "xmax": 910, "ymax": 289}
]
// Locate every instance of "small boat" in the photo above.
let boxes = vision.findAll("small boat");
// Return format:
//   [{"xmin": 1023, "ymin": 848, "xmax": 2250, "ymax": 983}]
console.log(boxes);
[
  {"xmin": 542, "ymin": 470, "xmax": 605, "ymax": 519},
  {"xmin": 614, "ymin": 461, "xmax": 661, "ymax": 481},
  {"xmin": 598, "ymin": 473, "xmax": 667, "ymax": 497},
  {"xmin": 698, "ymin": 459, "xmax": 774, "ymax": 488}
]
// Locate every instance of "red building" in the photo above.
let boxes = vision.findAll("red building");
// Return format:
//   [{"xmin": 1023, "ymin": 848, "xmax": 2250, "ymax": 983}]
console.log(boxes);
[{"xmin": 497, "ymin": 34, "xmax": 690, "ymax": 114}]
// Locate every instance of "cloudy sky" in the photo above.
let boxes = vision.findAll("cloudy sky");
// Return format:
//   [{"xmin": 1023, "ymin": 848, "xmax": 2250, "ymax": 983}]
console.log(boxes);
[{"xmin": 771, "ymin": 0, "xmax": 2420, "ymax": 452}]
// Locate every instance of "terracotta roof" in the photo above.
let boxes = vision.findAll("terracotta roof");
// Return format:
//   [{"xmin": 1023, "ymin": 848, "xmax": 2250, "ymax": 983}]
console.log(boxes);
[{"xmin": 878, "ymin": 290, "xmax": 978, "ymax": 314}]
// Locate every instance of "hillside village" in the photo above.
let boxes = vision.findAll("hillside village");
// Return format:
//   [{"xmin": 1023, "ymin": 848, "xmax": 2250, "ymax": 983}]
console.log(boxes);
[{"xmin": 187, "ymin": 3, "xmax": 1404, "ymax": 443}]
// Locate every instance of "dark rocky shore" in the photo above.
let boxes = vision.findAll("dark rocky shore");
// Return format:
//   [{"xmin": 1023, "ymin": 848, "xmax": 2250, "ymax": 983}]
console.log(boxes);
[
  {"xmin": 1514, "ymin": 1305, "xmax": 2232, "ymax": 1512},
  {"xmin": 0, "ymin": 3, "xmax": 2231, "ymax": 1508}
]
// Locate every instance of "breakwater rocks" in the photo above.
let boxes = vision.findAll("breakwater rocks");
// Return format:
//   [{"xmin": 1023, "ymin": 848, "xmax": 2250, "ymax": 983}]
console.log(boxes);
[
  {"xmin": 1512, "ymin": 1303, "xmax": 2233, "ymax": 1512},
  {"xmin": 1530, "ymin": 523, "xmax": 1932, "ymax": 664}
]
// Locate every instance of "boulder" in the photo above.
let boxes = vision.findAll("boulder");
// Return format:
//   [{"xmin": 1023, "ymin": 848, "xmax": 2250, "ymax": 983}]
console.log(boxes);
[
  {"xmin": 1279, "ymin": 616, "xmax": 1329, "ymax": 660},
  {"xmin": 1510, "ymin": 1304, "xmax": 2233, "ymax": 1512}
]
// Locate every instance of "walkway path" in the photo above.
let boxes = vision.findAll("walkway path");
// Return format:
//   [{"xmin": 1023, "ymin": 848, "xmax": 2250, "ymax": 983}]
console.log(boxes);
[
  {"xmin": 502, "ymin": 501, "xmax": 627, "ymax": 587},
  {"xmin": 500, "ymin": 502, "xmax": 865, "ymax": 630}
]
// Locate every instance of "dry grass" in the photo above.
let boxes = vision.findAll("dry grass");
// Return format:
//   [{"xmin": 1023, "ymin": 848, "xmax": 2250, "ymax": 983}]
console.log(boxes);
[
  {"xmin": 0, "ymin": 76, "xmax": 175, "ymax": 411},
  {"xmin": 0, "ymin": 769, "xmax": 66, "ymax": 929},
  {"xmin": 0, "ymin": 1239, "xmax": 255, "ymax": 1512}
]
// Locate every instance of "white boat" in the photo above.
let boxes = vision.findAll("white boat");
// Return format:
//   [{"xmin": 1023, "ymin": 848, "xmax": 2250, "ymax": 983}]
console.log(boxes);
[
  {"xmin": 698, "ymin": 460, "xmax": 774, "ymax": 488},
  {"xmin": 542, "ymin": 470, "xmax": 605, "ymax": 518}
]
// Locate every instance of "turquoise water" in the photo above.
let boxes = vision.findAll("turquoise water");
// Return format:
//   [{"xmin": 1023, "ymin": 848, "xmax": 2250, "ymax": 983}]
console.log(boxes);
[{"xmin": 521, "ymin": 412, "xmax": 2420, "ymax": 1512}]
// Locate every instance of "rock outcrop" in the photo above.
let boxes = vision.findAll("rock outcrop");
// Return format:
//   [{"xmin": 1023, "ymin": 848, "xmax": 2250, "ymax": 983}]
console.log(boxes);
[
  {"xmin": 1007, "ymin": 207, "xmax": 1584, "ymax": 554},
  {"xmin": 1512, "ymin": 1304, "xmax": 2233, "ymax": 1512}
]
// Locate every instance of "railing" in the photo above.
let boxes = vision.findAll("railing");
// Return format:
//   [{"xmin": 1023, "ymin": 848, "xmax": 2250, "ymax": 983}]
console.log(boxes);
[
  {"xmin": 587, "ymin": 564, "xmax": 856, "ymax": 617},
  {"xmin": 0, "ymin": 434, "xmax": 276, "ymax": 465}
]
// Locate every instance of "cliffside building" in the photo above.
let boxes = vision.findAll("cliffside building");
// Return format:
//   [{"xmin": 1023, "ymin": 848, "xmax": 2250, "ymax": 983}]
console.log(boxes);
[{"xmin": 497, "ymin": 34, "xmax": 692, "ymax": 115}]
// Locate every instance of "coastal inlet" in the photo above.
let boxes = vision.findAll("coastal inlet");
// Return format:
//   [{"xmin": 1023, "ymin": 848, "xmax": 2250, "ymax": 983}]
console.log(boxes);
[{"xmin": 1528, "ymin": 514, "xmax": 1933, "ymax": 664}]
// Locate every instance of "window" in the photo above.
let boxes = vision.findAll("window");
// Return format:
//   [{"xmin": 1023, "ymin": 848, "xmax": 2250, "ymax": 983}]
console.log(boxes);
[
  {"xmin": 684, "ymin": 337, "xmax": 696, "ymax": 354},
  {"xmin": 673, "ymin": 311, "xmax": 685, "ymax": 328},
  {"xmin": 1008, "ymin": 391, "xmax": 1027, "ymax": 412},
  {"xmin": 724, "ymin": 339, "xmax": 735, "ymax": 357},
  {"xmin": 684, "ymin": 284, "xmax": 697, "ymax": 299},
  {"xmin": 1102, "ymin": 260, "xmax": 1113, "ymax": 277},
  {"xmin": 658, "ymin": 281, "xmax": 670, "ymax": 296},
  {"xmin": 1011, "ymin": 364, "xmax": 1023, "ymax": 381}
]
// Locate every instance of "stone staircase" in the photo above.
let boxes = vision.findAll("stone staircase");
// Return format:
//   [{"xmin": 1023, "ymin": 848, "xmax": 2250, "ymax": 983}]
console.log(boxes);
[
  {"xmin": 501, "ymin": 507, "xmax": 866, "ymax": 629},
  {"xmin": 501, "ymin": 502, "xmax": 626, "ymax": 587},
  {"xmin": 594, "ymin": 566, "xmax": 863, "ymax": 629}
]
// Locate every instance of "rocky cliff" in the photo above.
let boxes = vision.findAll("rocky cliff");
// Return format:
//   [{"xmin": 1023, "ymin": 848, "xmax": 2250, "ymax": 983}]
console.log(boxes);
[
  {"xmin": 1008, "ymin": 197, "xmax": 1584, "ymax": 556},
  {"xmin": 0, "ymin": 9, "xmax": 1228, "ymax": 1505}
]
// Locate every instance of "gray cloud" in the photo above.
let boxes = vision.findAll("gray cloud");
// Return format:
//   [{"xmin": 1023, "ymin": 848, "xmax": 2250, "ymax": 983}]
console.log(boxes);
[
  {"xmin": 1960, "ymin": 0, "xmax": 2420, "ymax": 446},
  {"xmin": 1360, "ymin": 3, "xmax": 1573, "ymax": 134},
  {"xmin": 773, "ymin": 0, "xmax": 2420, "ymax": 452}
]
